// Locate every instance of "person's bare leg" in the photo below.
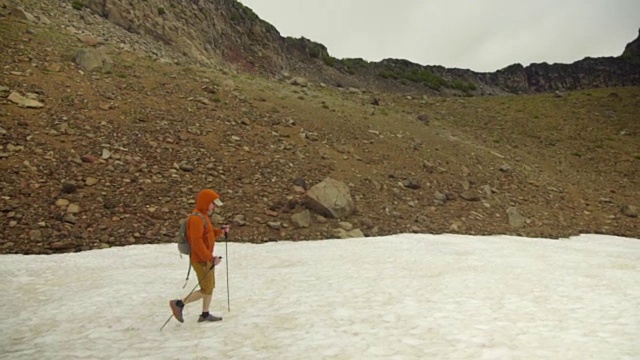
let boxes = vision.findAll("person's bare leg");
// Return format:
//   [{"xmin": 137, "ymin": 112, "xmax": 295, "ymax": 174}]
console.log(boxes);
[
  {"xmin": 184, "ymin": 290, "xmax": 204, "ymax": 304},
  {"xmin": 202, "ymin": 294, "xmax": 212, "ymax": 313}
]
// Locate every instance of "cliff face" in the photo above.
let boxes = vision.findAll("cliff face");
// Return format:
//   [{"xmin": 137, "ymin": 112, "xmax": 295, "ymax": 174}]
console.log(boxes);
[
  {"xmin": 623, "ymin": 29, "xmax": 640, "ymax": 58},
  {"xmin": 80, "ymin": 1, "xmax": 640, "ymax": 95},
  {"xmin": 482, "ymin": 56, "xmax": 640, "ymax": 93},
  {"xmin": 83, "ymin": 0, "xmax": 289, "ymax": 72}
]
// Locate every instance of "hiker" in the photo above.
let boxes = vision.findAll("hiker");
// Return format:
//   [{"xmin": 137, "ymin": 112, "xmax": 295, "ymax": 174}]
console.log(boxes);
[{"xmin": 169, "ymin": 189, "xmax": 229, "ymax": 323}]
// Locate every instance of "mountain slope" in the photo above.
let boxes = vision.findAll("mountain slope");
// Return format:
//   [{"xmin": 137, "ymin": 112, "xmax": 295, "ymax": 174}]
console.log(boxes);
[
  {"xmin": 13, "ymin": 0, "xmax": 640, "ymax": 96},
  {"xmin": 0, "ymin": 2, "xmax": 638, "ymax": 254}
]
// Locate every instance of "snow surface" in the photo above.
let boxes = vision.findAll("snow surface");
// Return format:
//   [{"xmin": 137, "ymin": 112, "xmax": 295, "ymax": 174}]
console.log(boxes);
[{"xmin": 1, "ymin": 233, "xmax": 639, "ymax": 360}]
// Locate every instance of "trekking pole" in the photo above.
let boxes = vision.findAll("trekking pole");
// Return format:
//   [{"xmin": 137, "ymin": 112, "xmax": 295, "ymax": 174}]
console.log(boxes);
[
  {"xmin": 160, "ymin": 261, "xmax": 218, "ymax": 331},
  {"xmin": 160, "ymin": 311, "xmax": 175, "ymax": 331},
  {"xmin": 225, "ymin": 230, "xmax": 230, "ymax": 312}
]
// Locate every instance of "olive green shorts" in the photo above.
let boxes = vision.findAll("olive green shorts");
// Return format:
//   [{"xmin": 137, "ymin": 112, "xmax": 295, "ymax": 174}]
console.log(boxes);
[{"xmin": 192, "ymin": 261, "xmax": 215, "ymax": 295}]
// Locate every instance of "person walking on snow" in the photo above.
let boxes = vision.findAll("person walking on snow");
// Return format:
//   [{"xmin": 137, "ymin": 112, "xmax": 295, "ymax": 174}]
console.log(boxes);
[{"xmin": 170, "ymin": 189, "xmax": 229, "ymax": 323}]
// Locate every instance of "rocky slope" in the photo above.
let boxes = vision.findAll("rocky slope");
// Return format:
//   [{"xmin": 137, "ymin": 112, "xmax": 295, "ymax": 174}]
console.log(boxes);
[
  {"xmin": 0, "ymin": 2, "xmax": 638, "ymax": 255},
  {"xmin": 9, "ymin": 0, "xmax": 640, "ymax": 96}
]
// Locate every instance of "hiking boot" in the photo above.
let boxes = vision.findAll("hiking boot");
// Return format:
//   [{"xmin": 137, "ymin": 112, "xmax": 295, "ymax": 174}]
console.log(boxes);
[
  {"xmin": 169, "ymin": 300, "xmax": 184, "ymax": 323},
  {"xmin": 198, "ymin": 313, "xmax": 222, "ymax": 323}
]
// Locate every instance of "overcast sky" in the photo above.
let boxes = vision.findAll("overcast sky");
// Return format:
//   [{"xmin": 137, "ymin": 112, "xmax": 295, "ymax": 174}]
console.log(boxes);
[{"xmin": 238, "ymin": 0, "xmax": 640, "ymax": 72}]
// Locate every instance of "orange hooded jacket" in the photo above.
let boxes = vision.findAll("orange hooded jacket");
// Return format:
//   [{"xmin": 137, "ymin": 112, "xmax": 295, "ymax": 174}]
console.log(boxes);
[{"xmin": 187, "ymin": 189, "xmax": 223, "ymax": 263}]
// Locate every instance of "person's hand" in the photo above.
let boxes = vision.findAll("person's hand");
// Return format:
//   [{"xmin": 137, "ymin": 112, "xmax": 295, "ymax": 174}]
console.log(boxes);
[
  {"xmin": 222, "ymin": 225, "xmax": 230, "ymax": 234},
  {"xmin": 213, "ymin": 256, "xmax": 222, "ymax": 267}
]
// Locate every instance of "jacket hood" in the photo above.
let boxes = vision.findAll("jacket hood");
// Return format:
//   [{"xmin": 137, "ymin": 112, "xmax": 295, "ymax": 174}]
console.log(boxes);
[{"xmin": 195, "ymin": 189, "xmax": 220, "ymax": 212}]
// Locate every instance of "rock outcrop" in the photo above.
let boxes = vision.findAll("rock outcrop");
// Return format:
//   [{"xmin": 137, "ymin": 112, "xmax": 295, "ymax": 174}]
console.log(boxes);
[
  {"xmin": 622, "ymin": 28, "xmax": 640, "ymax": 61},
  {"xmin": 83, "ymin": 0, "xmax": 288, "ymax": 72},
  {"xmin": 59, "ymin": 1, "xmax": 640, "ymax": 95}
]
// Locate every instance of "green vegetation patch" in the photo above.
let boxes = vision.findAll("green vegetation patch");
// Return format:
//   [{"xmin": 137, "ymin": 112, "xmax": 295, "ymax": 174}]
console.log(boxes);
[
  {"xmin": 377, "ymin": 63, "xmax": 475, "ymax": 93},
  {"xmin": 71, "ymin": 0, "xmax": 84, "ymax": 10}
]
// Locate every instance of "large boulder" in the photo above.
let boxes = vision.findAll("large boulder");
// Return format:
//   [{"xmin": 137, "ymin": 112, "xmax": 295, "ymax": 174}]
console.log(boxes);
[
  {"xmin": 304, "ymin": 177, "xmax": 355, "ymax": 219},
  {"xmin": 289, "ymin": 77, "xmax": 309, "ymax": 87},
  {"xmin": 74, "ymin": 47, "xmax": 113, "ymax": 73},
  {"xmin": 10, "ymin": 7, "xmax": 37, "ymax": 22}
]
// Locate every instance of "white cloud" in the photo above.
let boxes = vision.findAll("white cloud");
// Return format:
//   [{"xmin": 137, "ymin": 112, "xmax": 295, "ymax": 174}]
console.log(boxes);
[{"xmin": 239, "ymin": 0, "xmax": 640, "ymax": 72}]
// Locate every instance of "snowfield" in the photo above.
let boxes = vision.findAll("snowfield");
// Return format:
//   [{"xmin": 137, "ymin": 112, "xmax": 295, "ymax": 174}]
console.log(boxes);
[{"xmin": 1, "ymin": 233, "xmax": 639, "ymax": 359}]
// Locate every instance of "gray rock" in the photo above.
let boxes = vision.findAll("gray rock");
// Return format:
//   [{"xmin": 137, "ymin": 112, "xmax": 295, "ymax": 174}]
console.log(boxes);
[
  {"xmin": 76, "ymin": 34, "xmax": 102, "ymax": 46},
  {"xmin": 460, "ymin": 191, "xmax": 481, "ymax": 201},
  {"xmin": 621, "ymin": 204, "xmax": 638, "ymax": 218},
  {"xmin": 336, "ymin": 228, "xmax": 365, "ymax": 239},
  {"xmin": 415, "ymin": 215, "xmax": 429, "ymax": 224},
  {"xmin": 449, "ymin": 221, "xmax": 463, "ymax": 231},
  {"xmin": 62, "ymin": 182, "xmax": 77, "ymax": 194},
  {"xmin": 192, "ymin": 97, "xmax": 212, "ymax": 106},
  {"xmin": 359, "ymin": 218, "xmax": 374, "ymax": 229},
  {"xmin": 305, "ymin": 177, "xmax": 355, "ymax": 219},
  {"xmin": 29, "ymin": 229, "xmax": 42, "ymax": 241},
  {"xmin": 63, "ymin": 214, "xmax": 78, "ymax": 224},
  {"xmin": 267, "ymin": 222, "xmax": 281, "ymax": 230},
  {"xmin": 85, "ymin": 177, "xmax": 99, "ymax": 186},
  {"xmin": 51, "ymin": 240, "xmax": 75, "ymax": 250},
  {"xmin": 417, "ymin": 114, "xmax": 430, "ymax": 124},
  {"xmin": 45, "ymin": 62, "xmax": 63, "ymax": 72},
  {"xmin": 507, "ymin": 207, "xmax": 526, "ymax": 228},
  {"xmin": 81, "ymin": 155, "xmax": 98, "ymax": 163},
  {"xmin": 423, "ymin": 161, "xmax": 436, "ymax": 173},
  {"xmin": 179, "ymin": 163, "xmax": 194, "ymax": 172},
  {"xmin": 290, "ymin": 77, "xmax": 308, "ymax": 87},
  {"xmin": 8, "ymin": 92, "xmax": 44, "ymax": 108},
  {"xmin": 55, "ymin": 199, "xmax": 70, "ymax": 207},
  {"xmin": 315, "ymin": 215, "xmax": 328, "ymax": 223},
  {"xmin": 232, "ymin": 214, "xmax": 247, "ymax": 226},
  {"xmin": 293, "ymin": 177, "xmax": 308, "ymax": 189},
  {"xmin": 10, "ymin": 8, "xmax": 37, "ymax": 22},
  {"xmin": 349, "ymin": 228, "xmax": 365, "ymax": 238},
  {"xmin": 500, "ymin": 164, "xmax": 512, "ymax": 172},
  {"xmin": 290, "ymin": 210, "xmax": 311, "ymax": 228},
  {"xmin": 37, "ymin": 14, "xmax": 51, "ymax": 25},
  {"xmin": 6, "ymin": 144, "xmax": 23, "ymax": 152},
  {"xmin": 74, "ymin": 47, "xmax": 113, "ymax": 73},
  {"xmin": 434, "ymin": 191, "xmax": 448, "ymax": 203},
  {"xmin": 338, "ymin": 222, "xmax": 353, "ymax": 231},
  {"xmin": 103, "ymin": 199, "xmax": 116, "ymax": 210},
  {"xmin": 403, "ymin": 179, "xmax": 421, "ymax": 190}
]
